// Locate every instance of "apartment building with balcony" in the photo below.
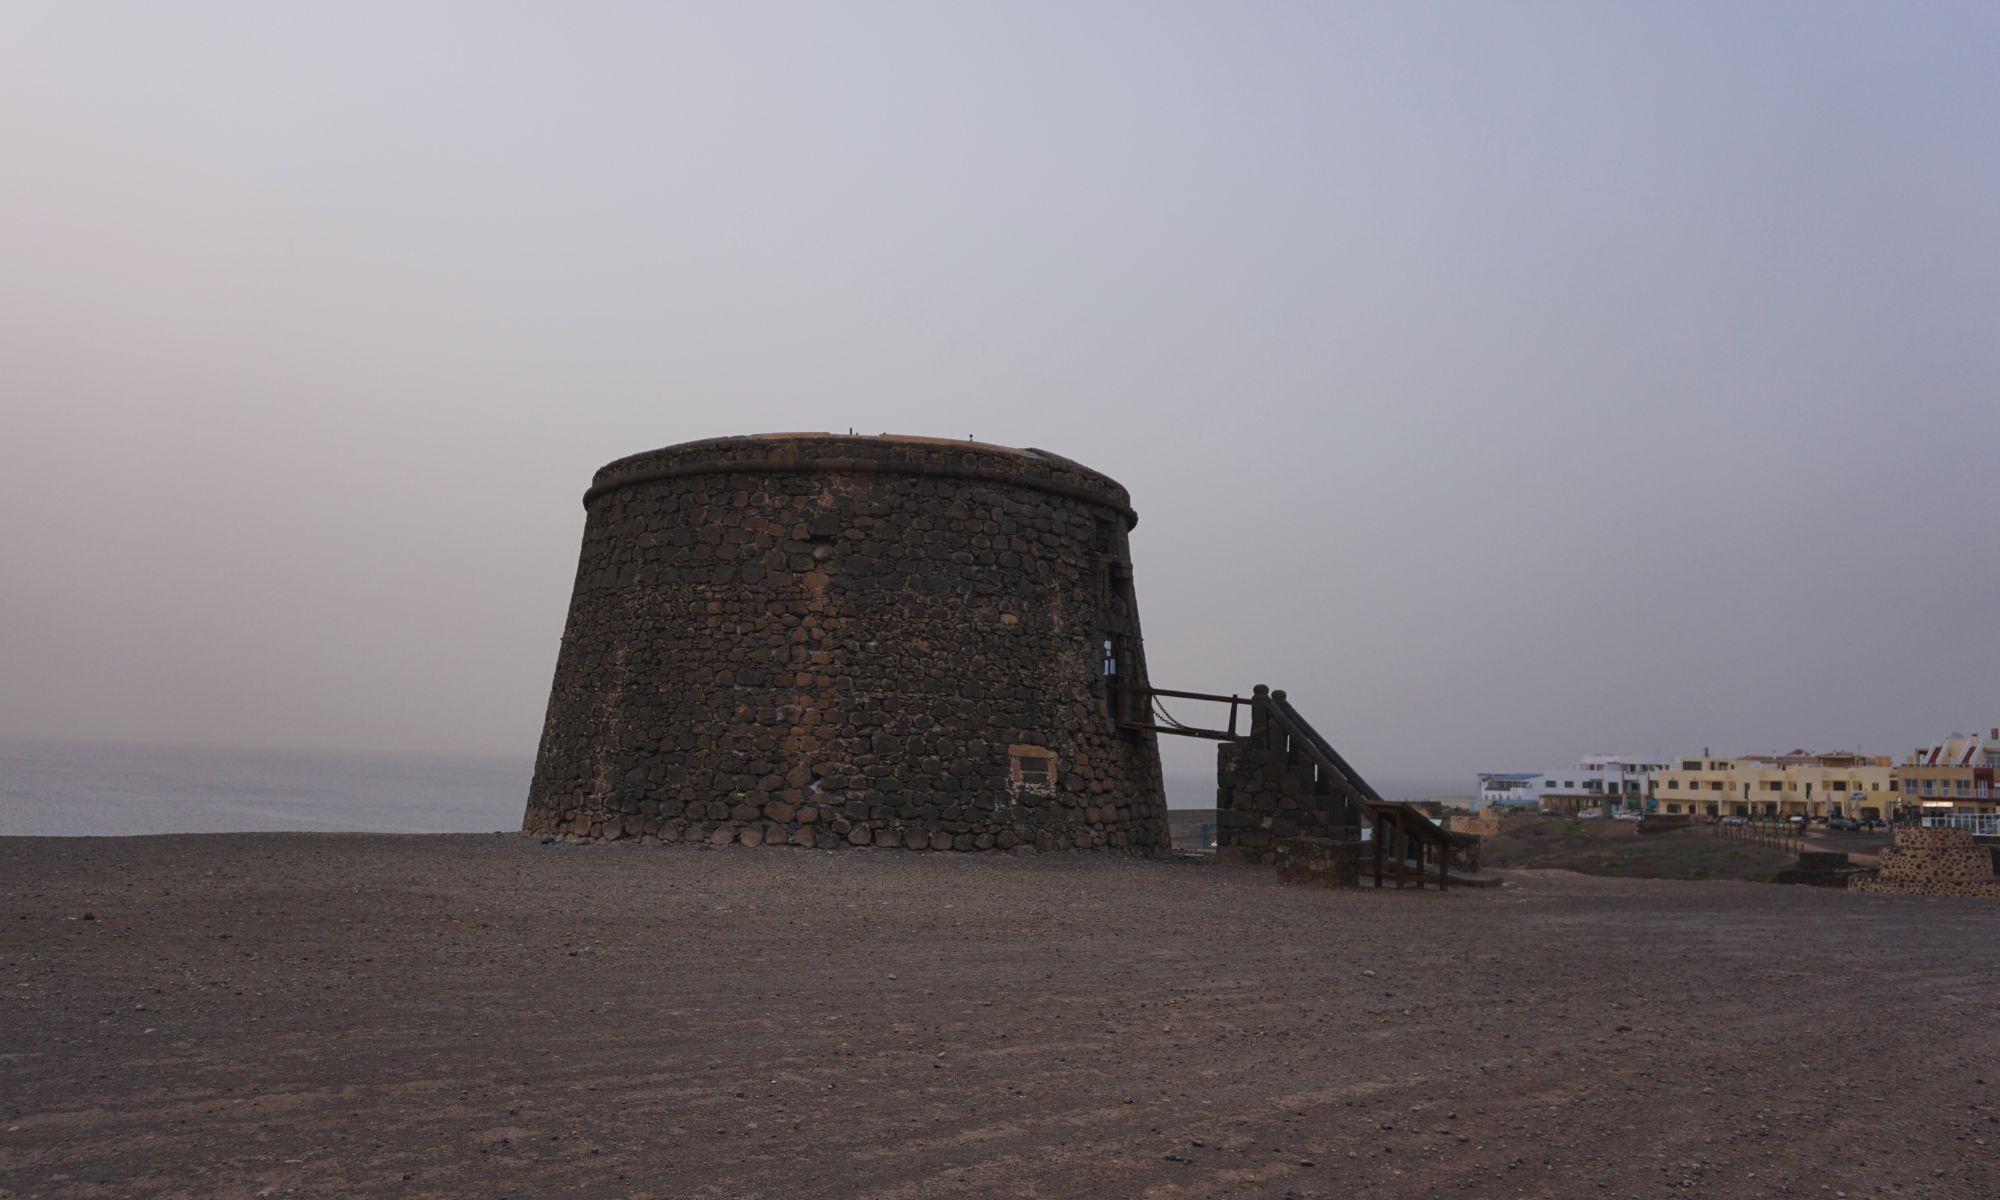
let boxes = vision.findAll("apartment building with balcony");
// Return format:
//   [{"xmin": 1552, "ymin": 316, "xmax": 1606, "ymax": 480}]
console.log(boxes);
[
  {"xmin": 1654, "ymin": 750, "xmax": 1897, "ymax": 819},
  {"xmin": 1897, "ymin": 728, "xmax": 1999, "ymax": 816}
]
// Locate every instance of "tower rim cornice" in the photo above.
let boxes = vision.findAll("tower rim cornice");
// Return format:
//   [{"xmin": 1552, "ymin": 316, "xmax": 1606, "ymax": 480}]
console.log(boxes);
[{"xmin": 581, "ymin": 433, "xmax": 1137, "ymax": 528}]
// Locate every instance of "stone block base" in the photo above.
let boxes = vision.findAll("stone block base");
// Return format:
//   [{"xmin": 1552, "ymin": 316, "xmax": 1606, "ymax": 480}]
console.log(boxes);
[
  {"xmin": 1846, "ymin": 827, "xmax": 2000, "ymax": 898},
  {"xmin": 1273, "ymin": 836, "xmax": 1361, "ymax": 889},
  {"xmin": 521, "ymin": 805, "xmax": 1164, "ymax": 856}
]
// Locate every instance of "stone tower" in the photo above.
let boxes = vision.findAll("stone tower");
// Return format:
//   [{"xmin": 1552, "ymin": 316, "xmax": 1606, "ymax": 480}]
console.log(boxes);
[{"xmin": 524, "ymin": 433, "xmax": 1167, "ymax": 853}]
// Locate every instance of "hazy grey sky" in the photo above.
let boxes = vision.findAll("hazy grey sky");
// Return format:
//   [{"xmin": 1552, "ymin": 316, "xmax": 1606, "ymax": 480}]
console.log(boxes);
[{"xmin": 2, "ymin": 2, "xmax": 1995, "ymax": 796}]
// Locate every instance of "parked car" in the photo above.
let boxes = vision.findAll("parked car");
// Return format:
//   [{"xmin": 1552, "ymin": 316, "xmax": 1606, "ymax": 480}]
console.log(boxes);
[
  {"xmin": 1827, "ymin": 817, "xmax": 1859, "ymax": 832},
  {"xmin": 1721, "ymin": 816, "xmax": 1748, "ymax": 826}
]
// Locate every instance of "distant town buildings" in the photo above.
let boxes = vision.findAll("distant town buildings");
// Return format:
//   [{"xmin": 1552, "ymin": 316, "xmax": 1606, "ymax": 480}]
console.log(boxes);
[
  {"xmin": 1475, "ymin": 757, "xmax": 1666, "ymax": 816},
  {"xmin": 1476, "ymin": 725, "xmax": 2000, "ymax": 820},
  {"xmin": 1898, "ymin": 729, "xmax": 1999, "ymax": 814},
  {"xmin": 1656, "ymin": 751, "xmax": 1894, "ymax": 820},
  {"xmin": 1475, "ymin": 772, "xmax": 1541, "ymax": 809},
  {"xmin": 1536, "ymin": 756, "xmax": 1666, "ymax": 816}
]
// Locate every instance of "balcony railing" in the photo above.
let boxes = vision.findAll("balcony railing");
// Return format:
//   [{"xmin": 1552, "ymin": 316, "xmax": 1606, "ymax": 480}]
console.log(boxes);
[{"xmin": 1921, "ymin": 813, "xmax": 2000, "ymax": 836}]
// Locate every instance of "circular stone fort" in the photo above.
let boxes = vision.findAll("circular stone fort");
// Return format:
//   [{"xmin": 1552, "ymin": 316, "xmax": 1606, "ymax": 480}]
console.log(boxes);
[{"xmin": 524, "ymin": 433, "xmax": 1168, "ymax": 853}]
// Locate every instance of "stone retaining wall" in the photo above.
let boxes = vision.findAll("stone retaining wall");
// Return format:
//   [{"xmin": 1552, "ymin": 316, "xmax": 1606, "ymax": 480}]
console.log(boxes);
[
  {"xmin": 1849, "ymin": 827, "xmax": 2000, "ymax": 899},
  {"xmin": 1273, "ymin": 835, "xmax": 1362, "ymax": 888},
  {"xmin": 1775, "ymin": 850, "xmax": 1867, "ymax": 888},
  {"xmin": 1451, "ymin": 813, "xmax": 1506, "ymax": 838}
]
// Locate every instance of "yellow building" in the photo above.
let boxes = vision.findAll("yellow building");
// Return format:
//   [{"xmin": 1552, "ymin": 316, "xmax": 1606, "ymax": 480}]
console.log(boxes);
[
  {"xmin": 1896, "ymin": 729, "xmax": 1999, "ymax": 816},
  {"xmin": 1655, "ymin": 751, "xmax": 1898, "ymax": 820},
  {"xmin": 1655, "ymin": 754, "xmax": 1740, "ymax": 817}
]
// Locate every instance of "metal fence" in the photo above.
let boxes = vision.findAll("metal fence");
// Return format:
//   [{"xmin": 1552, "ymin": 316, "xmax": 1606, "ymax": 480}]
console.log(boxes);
[{"xmin": 1920, "ymin": 813, "xmax": 2000, "ymax": 837}]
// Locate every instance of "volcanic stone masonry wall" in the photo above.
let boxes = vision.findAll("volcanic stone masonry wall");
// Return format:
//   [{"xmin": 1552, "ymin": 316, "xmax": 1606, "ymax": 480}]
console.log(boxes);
[
  {"xmin": 1849, "ymin": 827, "xmax": 2000, "ymax": 899},
  {"xmin": 1214, "ymin": 701, "xmax": 1360, "ymax": 868},
  {"xmin": 1451, "ymin": 812, "xmax": 1506, "ymax": 838},
  {"xmin": 524, "ymin": 434, "xmax": 1168, "ymax": 854}
]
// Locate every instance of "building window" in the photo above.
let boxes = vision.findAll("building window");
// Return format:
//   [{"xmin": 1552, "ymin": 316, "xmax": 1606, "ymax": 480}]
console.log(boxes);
[
  {"xmin": 1904, "ymin": 779, "xmax": 1917, "ymax": 795},
  {"xmin": 1682, "ymin": 761, "xmax": 1701, "ymax": 771},
  {"xmin": 1956, "ymin": 780, "xmax": 1972, "ymax": 797},
  {"xmin": 1922, "ymin": 779, "xmax": 1936, "ymax": 796},
  {"xmin": 1766, "ymin": 781, "xmax": 1783, "ymax": 792}
]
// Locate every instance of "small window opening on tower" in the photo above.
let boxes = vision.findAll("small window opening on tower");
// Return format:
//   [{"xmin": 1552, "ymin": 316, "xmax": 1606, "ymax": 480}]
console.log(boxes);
[
  {"xmin": 1009, "ymin": 745, "xmax": 1058, "ymax": 790},
  {"xmin": 1105, "ymin": 560, "xmax": 1133, "ymax": 616}
]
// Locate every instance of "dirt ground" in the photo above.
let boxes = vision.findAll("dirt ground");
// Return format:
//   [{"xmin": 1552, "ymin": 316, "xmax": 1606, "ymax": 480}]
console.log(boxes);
[
  {"xmin": 1796, "ymin": 827, "xmax": 1895, "ymax": 868},
  {"xmin": 1475, "ymin": 817, "xmax": 1908, "ymax": 882},
  {"xmin": 1477, "ymin": 818, "xmax": 1799, "ymax": 881},
  {"xmin": 3, "ymin": 834, "xmax": 1997, "ymax": 1199}
]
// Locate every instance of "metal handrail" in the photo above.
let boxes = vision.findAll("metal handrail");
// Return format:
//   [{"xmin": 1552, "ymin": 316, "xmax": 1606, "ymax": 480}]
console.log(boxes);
[{"xmin": 1110, "ymin": 684, "xmax": 1245, "ymax": 741}]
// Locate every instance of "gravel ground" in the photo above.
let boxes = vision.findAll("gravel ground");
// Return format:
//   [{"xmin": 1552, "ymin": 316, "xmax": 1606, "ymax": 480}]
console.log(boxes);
[{"xmin": 2, "ymin": 834, "xmax": 1996, "ymax": 1199}]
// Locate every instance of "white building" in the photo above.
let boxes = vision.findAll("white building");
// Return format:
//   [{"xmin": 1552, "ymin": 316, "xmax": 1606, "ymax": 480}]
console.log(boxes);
[
  {"xmin": 1476, "ymin": 773, "xmax": 1542, "ymax": 808},
  {"xmin": 1536, "ymin": 755, "xmax": 1665, "ymax": 814}
]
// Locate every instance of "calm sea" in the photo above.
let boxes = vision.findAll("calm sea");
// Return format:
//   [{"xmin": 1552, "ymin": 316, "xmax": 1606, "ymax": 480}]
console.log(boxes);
[
  {"xmin": 0, "ymin": 741, "xmax": 1464, "ymax": 837},
  {"xmin": 0, "ymin": 740, "xmax": 532, "ymax": 837}
]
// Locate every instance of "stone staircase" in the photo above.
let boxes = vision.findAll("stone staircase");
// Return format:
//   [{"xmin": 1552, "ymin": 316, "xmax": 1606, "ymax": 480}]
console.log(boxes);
[{"xmin": 1212, "ymin": 686, "xmax": 1476, "ymax": 889}]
